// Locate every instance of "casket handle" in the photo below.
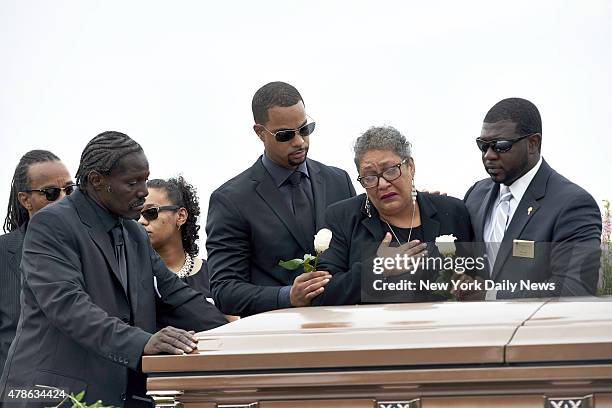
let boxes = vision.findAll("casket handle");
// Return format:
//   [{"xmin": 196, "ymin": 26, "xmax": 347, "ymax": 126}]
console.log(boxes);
[
  {"xmin": 377, "ymin": 399, "xmax": 420, "ymax": 408},
  {"xmin": 545, "ymin": 394, "xmax": 593, "ymax": 408},
  {"xmin": 148, "ymin": 390, "xmax": 184, "ymax": 407}
]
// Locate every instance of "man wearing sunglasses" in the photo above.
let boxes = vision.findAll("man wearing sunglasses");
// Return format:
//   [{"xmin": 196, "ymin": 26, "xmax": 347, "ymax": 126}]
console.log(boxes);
[
  {"xmin": 459, "ymin": 98, "xmax": 601, "ymax": 300},
  {"xmin": 1, "ymin": 132, "xmax": 227, "ymax": 408},
  {"xmin": 0, "ymin": 150, "xmax": 72, "ymax": 378},
  {"xmin": 206, "ymin": 81, "xmax": 356, "ymax": 317}
]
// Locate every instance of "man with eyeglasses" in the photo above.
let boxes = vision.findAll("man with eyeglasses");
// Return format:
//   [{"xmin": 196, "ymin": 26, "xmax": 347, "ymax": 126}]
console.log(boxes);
[
  {"xmin": 0, "ymin": 150, "xmax": 73, "ymax": 377},
  {"xmin": 206, "ymin": 81, "xmax": 356, "ymax": 317},
  {"xmin": 459, "ymin": 97, "xmax": 601, "ymax": 300}
]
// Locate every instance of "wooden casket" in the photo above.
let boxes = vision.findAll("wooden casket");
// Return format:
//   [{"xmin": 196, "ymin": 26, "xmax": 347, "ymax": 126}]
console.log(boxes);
[{"xmin": 143, "ymin": 299, "xmax": 612, "ymax": 408}]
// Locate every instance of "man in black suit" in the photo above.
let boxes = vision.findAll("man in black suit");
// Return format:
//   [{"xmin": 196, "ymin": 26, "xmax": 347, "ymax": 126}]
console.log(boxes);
[
  {"xmin": 0, "ymin": 132, "xmax": 227, "ymax": 408},
  {"xmin": 0, "ymin": 150, "xmax": 73, "ymax": 377},
  {"xmin": 461, "ymin": 98, "xmax": 601, "ymax": 299},
  {"xmin": 206, "ymin": 82, "xmax": 356, "ymax": 317}
]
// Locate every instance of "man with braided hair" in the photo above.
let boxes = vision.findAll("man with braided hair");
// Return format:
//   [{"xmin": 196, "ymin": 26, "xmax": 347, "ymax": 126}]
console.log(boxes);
[
  {"xmin": 0, "ymin": 131, "xmax": 227, "ymax": 408},
  {"xmin": 0, "ymin": 150, "xmax": 73, "ymax": 377}
]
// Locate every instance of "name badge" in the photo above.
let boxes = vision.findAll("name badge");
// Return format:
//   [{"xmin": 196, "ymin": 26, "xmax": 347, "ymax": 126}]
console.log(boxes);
[{"xmin": 513, "ymin": 239, "xmax": 535, "ymax": 258}]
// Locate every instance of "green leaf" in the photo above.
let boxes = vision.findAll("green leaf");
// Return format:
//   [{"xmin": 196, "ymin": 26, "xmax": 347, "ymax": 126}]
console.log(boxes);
[
  {"xmin": 75, "ymin": 391, "xmax": 85, "ymax": 402},
  {"xmin": 278, "ymin": 259, "xmax": 304, "ymax": 270}
]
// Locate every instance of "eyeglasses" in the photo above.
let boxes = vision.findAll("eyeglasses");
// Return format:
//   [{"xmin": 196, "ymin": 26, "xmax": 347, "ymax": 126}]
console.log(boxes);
[
  {"xmin": 22, "ymin": 184, "xmax": 76, "ymax": 201},
  {"xmin": 357, "ymin": 159, "xmax": 408, "ymax": 189},
  {"xmin": 475, "ymin": 133, "xmax": 533, "ymax": 153},
  {"xmin": 140, "ymin": 205, "xmax": 180, "ymax": 221},
  {"xmin": 260, "ymin": 119, "xmax": 316, "ymax": 142}
]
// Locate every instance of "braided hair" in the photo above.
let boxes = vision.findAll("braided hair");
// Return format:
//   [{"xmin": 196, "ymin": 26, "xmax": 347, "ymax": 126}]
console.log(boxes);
[
  {"xmin": 75, "ymin": 131, "xmax": 143, "ymax": 189},
  {"xmin": 147, "ymin": 176, "xmax": 201, "ymax": 257},
  {"xmin": 4, "ymin": 150, "xmax": 60, "ymax": 233}
]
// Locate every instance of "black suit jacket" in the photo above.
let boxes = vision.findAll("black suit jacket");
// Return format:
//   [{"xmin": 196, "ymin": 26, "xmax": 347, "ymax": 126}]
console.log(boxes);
[
  {"xmin": 206, "ymin": 157, "xmax": 356, "ymax": 316},
  {"xmin": 464, "ymin": 159, "xmax": 601, "ymax": 298},
  {"xmin": 0, "ymin": 190, "xmax": 227, "ymax": 407},
  {"xmin": 0, "ymin": 227, "xmax": 24, "ymax": 377},
  {"xmin": 313, "ymin": 192, "xmax": 474, "ymax": 305}
]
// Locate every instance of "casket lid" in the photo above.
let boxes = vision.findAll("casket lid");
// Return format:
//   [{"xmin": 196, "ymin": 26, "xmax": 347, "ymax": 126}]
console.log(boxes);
[
  {"xmin": 142, "ymin": 300, "xmax": 612, "ymax": 374},
  {"xmin": 507, "ymin": 298, "xmax": 612, "ymax": 363}
]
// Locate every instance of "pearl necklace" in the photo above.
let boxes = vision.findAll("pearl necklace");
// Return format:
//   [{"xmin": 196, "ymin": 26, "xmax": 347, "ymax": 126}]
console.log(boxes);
[{"xmin": 176, "ymin": 252, "xmax": 194, "ymax": 278}]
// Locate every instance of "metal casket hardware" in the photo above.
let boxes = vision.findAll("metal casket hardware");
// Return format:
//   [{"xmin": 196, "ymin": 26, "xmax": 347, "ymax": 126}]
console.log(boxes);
[
  {"xmin": 377, "ymin": 399, "xmax": 421, "ymax": 408},
  {"xmin": 544, "ymin": 394, "xmax": 593, "ymax": 408}
]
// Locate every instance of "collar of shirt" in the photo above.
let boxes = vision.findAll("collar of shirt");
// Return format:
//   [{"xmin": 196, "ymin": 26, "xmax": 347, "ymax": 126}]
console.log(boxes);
[
  {"xmin": 484, "ymin": 156, "xmax": 543, "ymax": 300},
  {"xmin": 83, "ymin": 192, "xmax": 121, "ymax": 232},
  {"xmin": 261, "ymin": 153, "xmax": 310, "ymax": 188},
  {"xmin": 484, "ymin": 156, "xmax": 544, "ymax": 246},
  {"xmin": 499, "ymin": 156, "xmax": 543, "ymax": 206}
]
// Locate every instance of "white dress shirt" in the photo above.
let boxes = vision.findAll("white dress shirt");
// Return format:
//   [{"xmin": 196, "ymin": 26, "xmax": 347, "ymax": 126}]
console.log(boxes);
[{"xmin": 484, "ymin": 156, "xmax": 543, "ymax": 300}]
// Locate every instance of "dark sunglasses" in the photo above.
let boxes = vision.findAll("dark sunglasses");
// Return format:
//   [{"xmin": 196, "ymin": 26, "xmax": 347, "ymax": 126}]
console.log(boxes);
[
  {"xmin": 261, "ymin": 120, "xmax": 316, "ymax": 142},
  {"xmin": 475, "ymin": 133, "xmax": 532, "ymax": 153},
  {"xmin": 23, "ymin": 184, "xmax": 76, "ymax": 201},
  {"xmin": 140, "ymin": 205, "xmax": 180, "ymax": 221}
]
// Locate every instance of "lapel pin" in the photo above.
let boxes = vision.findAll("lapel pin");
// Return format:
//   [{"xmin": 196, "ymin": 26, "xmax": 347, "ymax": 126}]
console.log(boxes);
[{"xmin": 527, "ymin": 207, "xmax": 533, "ymax": 216}]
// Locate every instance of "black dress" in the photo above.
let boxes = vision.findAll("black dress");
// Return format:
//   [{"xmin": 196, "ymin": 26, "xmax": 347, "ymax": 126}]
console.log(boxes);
[
  {"xmin": 377, "ymin": 223, "xmax": 448, "ymax": 302},
  {"xmin": 313, "ymin": 192, "xmax": 475, "ymax": 306},
  {"xmin": 382, "ymin": 223, "xmax": 425, "ymax": 246},
  {"xmin": 182, "ymin": 259, "xmax": 213, "ymax": 298}
]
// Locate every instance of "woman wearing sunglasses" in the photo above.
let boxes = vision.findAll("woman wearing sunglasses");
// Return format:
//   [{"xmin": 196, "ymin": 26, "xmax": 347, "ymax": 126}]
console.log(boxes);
[
  {"xmin": 1, "ymin": 149, "xmax": 73, "ymax": 374},
  {"xmin": 310, "ymin": 126, "xmax": 475, "ymax": 306},
  {"xmin": 138, "ymin": 176, "xmax": 215, "ymax": 300}
]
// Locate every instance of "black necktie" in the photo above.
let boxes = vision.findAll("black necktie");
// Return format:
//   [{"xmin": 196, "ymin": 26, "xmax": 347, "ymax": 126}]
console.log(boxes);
[
  {"xmin": 111, "ymin": 223, "xmax": 129, "ymax": 294},
  {"xmin": 288, "ymin": 171, "xmax": 315, "ymax": 244}
]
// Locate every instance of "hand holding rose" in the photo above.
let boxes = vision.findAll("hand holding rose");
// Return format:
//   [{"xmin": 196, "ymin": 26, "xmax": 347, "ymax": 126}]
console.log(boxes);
[
  {"xmin": 290, "ymin": 271, "xmax": 332, "ymax": 306},
  {"xmin": 280, "ymin": 229, "xmax": 334, "ymax": 306}
]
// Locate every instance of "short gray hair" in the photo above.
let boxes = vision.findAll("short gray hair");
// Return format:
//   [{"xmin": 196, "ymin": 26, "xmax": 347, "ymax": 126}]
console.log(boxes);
[{"xmin": 353, "ymin": 126, "xmax": 412, "ymax": 169}]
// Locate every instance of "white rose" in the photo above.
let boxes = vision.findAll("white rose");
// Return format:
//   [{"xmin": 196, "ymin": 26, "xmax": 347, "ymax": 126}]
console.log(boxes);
[
  {"xmin": 314, "ymin": 228, "xmax": 333, "ymax": 253},
  {"xmin": 435, "ymin": 234, "xmax": 457, "ymax": 257}
]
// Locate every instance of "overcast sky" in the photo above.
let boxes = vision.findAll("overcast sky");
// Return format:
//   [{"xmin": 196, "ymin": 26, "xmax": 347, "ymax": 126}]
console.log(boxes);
[{"xmin": 1, "ymin": 1, "xmax": 610, "ymax": 251}]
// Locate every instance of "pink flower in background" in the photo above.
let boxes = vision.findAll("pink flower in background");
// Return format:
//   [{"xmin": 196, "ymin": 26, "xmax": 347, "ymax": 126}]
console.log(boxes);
[
  {"xmin": 603, "ymin": 200, "xmax": 611, "ymax": 244},
  {"xmin": 600, "ymin": 200, "xmax": 612, "ymax": 295}
]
